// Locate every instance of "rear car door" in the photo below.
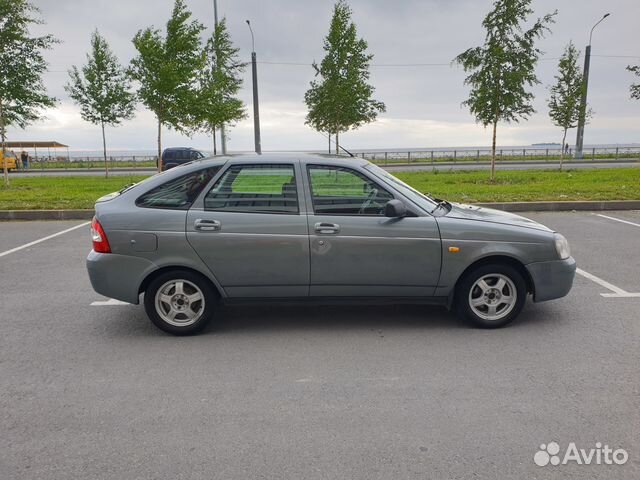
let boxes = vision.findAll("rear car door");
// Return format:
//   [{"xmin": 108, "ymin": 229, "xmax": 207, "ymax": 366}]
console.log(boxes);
[
  {"xmin": 186, "ymin": 161, "xmax": 310, "ymax": 298},
  {"xmin": 303, "ymin": 163, "xmax": 441, "ymax": 297}
]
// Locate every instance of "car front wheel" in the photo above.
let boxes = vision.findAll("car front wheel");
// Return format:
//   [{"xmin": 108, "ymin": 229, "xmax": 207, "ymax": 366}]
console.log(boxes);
[
  {"xmin": 455, "ymin": 264, "xmax": 527, "ymax": 328},
  {"xmin": 144, "ymin": 270, "xmax": 217, "ymax": 335}
]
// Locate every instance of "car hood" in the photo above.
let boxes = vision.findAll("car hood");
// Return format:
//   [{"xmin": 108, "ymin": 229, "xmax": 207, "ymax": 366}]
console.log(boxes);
[{"xmin": 445, "ymin": 202, "xmax": 553, "ymax": 232}]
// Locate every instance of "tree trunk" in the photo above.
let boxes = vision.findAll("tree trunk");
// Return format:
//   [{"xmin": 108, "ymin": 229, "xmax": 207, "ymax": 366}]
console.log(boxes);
[
  {"xmin": 335, "ymin": 130, "xmax": 339, "ymax": 155},
  {"xmin": 101, "ymin": 120, "xmax": 109, "ymax": 178},
  {"xmin": 560, "ymin": 128, "xmax": 567, "ymax": 171},
  {"xmin": 157, "ymin": 118, "xmax": 162, "ymax": 172},
  {"xmin": 212, "ymin": 126, "xmax": 217, "ymax": 156},
  {"xmin": 0, "ymin": 101, "xmax": 8, "ymax": 186},
  {"xmin": 490, "ymin": 119, "xmax": 498, "ymax": 182}
]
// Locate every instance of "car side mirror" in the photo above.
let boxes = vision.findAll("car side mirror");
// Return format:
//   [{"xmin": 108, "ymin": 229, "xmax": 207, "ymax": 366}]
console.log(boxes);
[{"xmin": 384, "ymin": 199, "xmax": 407, "ymax": 218}]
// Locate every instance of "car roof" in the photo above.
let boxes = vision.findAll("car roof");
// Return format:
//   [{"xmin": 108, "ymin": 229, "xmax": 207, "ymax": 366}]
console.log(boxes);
[
  {"xmin": 201, "ymin": 152, "xmax": 369, "ymax": 167},
  {"xmin": 163, "ymin": 147, "xmax": 201, "ymax": 152}
]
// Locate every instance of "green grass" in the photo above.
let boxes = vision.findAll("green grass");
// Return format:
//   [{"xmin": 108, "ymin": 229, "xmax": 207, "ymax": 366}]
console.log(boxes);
[
  {"xmin": 394, "ymin": 168, "xmax": 640, "ymax": 203},
  {"xmin": 0, "ymin": 175, "xmax": 148, "ymax": 210},
  {"xmin": 0, "ymin": 168, "xmax": 638, "ymax": 210}
]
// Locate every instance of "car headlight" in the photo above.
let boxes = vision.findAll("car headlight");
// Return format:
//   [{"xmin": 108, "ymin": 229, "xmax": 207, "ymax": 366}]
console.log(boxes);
[{"xmin": 554, "ymin": 233, "xmax": 571, "ymax": 260}]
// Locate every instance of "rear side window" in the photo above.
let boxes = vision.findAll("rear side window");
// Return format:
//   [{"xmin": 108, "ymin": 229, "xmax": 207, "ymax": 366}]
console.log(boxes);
[
  {"xmin": 164, "ymin": 151, "xmax": 175, "ymax": 161},
  {"xmin": 204, "ymin": 164, "xmax": 298, "ymax": 214},
  {"xmin": 136, "ymin": 167, "xmax": 220, "ymax": 210}
]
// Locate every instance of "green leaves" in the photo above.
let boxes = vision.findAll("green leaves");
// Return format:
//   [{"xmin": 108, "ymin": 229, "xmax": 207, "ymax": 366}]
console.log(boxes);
[
  {"xmin": 454, "ymin": 0, "xmax": 555, "ymax": 179},
  {"xmin": 191, "ymin": 19, "xmax": 247, "ymax": 134},
  {"xmin": 548, "ymin": 42, "xmax": 588, "ymax": 132},
  {"xmin": 454, "ymin": 0, "xmax": 556, "ymax": 127},
  {"xmin": 0, "ymin": 0, "xmax": 57, "ymax": 133},
  {"xmin": 64, "ymin": 30, "xmax": 136, "ymax": 176},
  {"xmin": 129, "ymin": 0, "xmax": 206, "ymax": 134},
  {"xmin": 0, "ymin": 0, "xmax": 57, "ymax": 183},
  {"xmin": 627, "ymin": 65, "xmax": 640, "ymax": 100},
  {"xmin": 65, "ymin": 30, "xmax": 136, "ymax": 127},
  {"xmin": 304, "ymin": 0, "xmax": 385, "ymax": 151}
]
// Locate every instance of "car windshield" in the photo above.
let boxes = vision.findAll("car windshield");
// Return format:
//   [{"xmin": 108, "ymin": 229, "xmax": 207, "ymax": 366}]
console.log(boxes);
[{"xmin": 364, "ymin": 163, "xmax": 439, "ymax": 212}]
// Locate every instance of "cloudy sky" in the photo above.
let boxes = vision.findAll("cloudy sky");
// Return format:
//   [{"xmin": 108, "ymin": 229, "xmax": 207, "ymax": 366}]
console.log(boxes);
[{"xmin": 11, "ymin": 0, "xmax": 640, "ymax": 153}]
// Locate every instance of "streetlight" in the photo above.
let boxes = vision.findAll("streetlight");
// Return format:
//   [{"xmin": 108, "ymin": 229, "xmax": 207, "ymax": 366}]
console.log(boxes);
[
  {"xmin": 246, "ymin": 20, "xmax": 261, "ymax": 154},
  {"xmin": 575, "ymin": 13, "xmax": 610, "ymax": 159}
]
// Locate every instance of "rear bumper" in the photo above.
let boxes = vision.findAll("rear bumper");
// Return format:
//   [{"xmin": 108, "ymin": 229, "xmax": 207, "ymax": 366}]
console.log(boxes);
[
  {"xmin": 526, "ymin": 256, "xmax": 576, "ymax": 302},
  {"xmin": 86, "ymin": 250, "xmax": 155, "ymax": 304}
]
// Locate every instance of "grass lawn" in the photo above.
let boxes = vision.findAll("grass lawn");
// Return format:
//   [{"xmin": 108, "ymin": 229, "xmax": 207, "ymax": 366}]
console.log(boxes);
[
  {"xmin": 0, "ymin": 175, "xmax": 148, "ymax": 210},
  {"xmin": 393, "ymin": 168, "xmax": 640, "ymax": 203},
  {"xmin": 0, "ymin": 168, "xmax": 638, "ymax": 210}
]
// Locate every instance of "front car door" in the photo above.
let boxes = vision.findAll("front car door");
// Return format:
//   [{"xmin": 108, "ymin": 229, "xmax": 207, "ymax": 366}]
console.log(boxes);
[
  {"xmin": 186, "ymin": 161, "xmax": 309, "ymax": 297},
  {"xmin": 302, "ymin": 161, "xmax": 442, "ymax": 297}
]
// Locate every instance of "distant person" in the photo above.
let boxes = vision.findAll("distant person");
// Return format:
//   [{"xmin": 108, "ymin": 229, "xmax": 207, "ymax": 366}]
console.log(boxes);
[
  {"xmin": 21, "ymin": 151, "xmax": 28, "ymax": 169},
  {"xmin": 564, "ymin": 143, "xmax": 569, "ymax": 155}
]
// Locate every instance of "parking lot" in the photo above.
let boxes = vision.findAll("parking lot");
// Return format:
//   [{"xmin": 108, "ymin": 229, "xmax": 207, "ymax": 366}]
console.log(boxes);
[{"xmin": 1, "ymin": 211, "xmax": 638, "ymax": 479}]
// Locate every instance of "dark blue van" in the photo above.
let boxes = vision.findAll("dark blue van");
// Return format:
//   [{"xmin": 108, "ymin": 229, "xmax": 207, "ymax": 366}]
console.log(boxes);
[{"xmin": 161, "ymin": 147, "xmax": 206, "ymax": 171}]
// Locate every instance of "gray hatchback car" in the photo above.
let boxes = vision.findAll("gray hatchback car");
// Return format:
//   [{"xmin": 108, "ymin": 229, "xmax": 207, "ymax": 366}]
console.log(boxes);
[{"xmin": 87, "ymin": 153, "xmax": 576, "ymax": 335}]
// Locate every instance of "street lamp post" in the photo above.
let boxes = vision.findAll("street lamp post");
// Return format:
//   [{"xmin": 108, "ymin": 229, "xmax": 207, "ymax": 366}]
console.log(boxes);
[
  {"xmin": 246, "ymin": 20, "xmax": 261, "ymax": 154},
  {"xmin": 575, "ymin": 13, "xmax": 610, "ymax": 159}
]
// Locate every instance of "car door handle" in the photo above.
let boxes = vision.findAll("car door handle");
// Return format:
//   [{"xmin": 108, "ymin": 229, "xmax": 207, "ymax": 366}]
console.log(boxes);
[
  {"xmin": 194, "ymin": 219, "xmax": 221, "ymax": 231},
  {"xmin": 314, "ymin": 222, "xmax": 340, "ymax": 234}
]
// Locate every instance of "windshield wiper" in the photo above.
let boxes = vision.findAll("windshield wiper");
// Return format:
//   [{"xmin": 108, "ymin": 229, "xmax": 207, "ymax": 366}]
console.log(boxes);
[{"xmin": 428, "ymin": 194, "xmax": 452, "ymax": 214}]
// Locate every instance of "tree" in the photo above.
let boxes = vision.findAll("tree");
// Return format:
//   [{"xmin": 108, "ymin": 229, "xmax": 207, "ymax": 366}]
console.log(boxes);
[
  {"xmin": 547, "ymin": 42, "xmax": 589, "ymax": 169},
  {"xmin": 129, "ymin": 0, "xmax": 205, "ymax": 172},
  {"xmin": 65, "ymin": 31, "xmax": 136, "ymax": 178},
  {"xmin": 0, "ymin": 0, "xmax": 57, "ymax": 185},
  {"xmin": 304, "ymin": 0, "xmax": 385, "ymax": 154},
  {"xmin": 192, "ymin": 19, "xmax": 246, "ymax": 153},
  {"xmin": 454, "ymin": 0, "xmax": 556, "ymax": 180},
  {"xmin": 627, "ymin": 65, "xmax": 640, "ymax": 100}
]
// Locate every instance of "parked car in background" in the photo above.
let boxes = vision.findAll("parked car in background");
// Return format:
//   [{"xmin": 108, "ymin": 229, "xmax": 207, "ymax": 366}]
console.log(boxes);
[
  {"xmin": 0, "ymin": 151, "xmax": 19, "ymax": 171},
  {"xmin": 161, "ymin": 147, "xmax": 205, "ymax": 171},
  {"xmin": 87, "ymin": 153, "xmax": 576, "ymax": 335}
]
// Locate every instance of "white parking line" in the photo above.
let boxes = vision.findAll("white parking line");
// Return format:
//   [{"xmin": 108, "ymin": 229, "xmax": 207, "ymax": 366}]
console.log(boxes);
[
  {"xmin": 0, "ymin": 221, "xmax": 90, "ymax": 258},
  {"xmin": 90, "ymin": 299, "xmax": 131, "ymax": 306},
  {"xmin": 595, "ymin": 214, "xmax": 640, "ymax": 228},
  {"xmin": 576, "ymin": 268, "xmax": 640, "ymax": 298}
]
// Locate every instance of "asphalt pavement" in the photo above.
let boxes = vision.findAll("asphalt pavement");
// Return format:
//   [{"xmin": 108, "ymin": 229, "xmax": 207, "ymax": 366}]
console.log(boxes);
[
  {"xmin": 8, "ymin": 159, "xmax": 640, "ymax": 177},
  {"xmin": 0, "ymin": 212, "xmax": 638, "ymax": 479}
]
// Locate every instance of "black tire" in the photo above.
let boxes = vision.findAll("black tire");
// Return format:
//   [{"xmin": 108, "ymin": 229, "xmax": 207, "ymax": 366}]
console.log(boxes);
[
  {"xmin": 455, "ymin": 263, "xmax": 527, "ymax": 328},
  {"xmin": 144, "ymin": 269, "xmax": 218, "ymax": 335}
]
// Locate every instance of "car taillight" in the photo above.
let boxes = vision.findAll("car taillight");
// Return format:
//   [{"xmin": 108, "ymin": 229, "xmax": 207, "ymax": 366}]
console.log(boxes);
[{"xmin": 91, "ymin": 216, "xmax": 111, "ymax": 253}]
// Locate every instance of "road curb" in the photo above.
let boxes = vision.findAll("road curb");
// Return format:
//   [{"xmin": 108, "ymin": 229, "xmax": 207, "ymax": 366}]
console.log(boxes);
[
  {"xmin": 1, "ymin": 200, "xmax": 639, "ymax": 220},
  {"xmin": 0, "ymin": 209, "xmax": 94, "ymax": 220},
  {"xmin": 473, "ymin": 200, "xmax": 640, "ymax": 212}
]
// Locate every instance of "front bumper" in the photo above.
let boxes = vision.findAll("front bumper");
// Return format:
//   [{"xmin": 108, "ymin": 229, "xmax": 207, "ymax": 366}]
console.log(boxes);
[
  {"xmin": 86, "ymin": 250, "xmax": 155, "ymax": 304},
  {"xmin": 526, "ymin": 256, "xmax": 576, "ymax": 302}
]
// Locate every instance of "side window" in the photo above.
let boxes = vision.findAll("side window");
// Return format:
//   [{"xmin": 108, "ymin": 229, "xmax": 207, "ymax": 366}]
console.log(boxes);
[
  {"xmin": 308, "ymin": 165, "xmax": 393, "ymax": 216},
  {"xmin": 136, "ymin": 167, "xmax": 220, "ymax": 210},
  {"xmin": 204, "ymin": 164, "xmax": 298, "ymax": 214},
  {"xmin": 164, "ymin": 151, "xmax": 174, "ymax": 161}
]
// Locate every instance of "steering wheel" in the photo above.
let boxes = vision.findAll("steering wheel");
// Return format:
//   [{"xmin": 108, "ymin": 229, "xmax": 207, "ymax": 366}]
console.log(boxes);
[{"xmin": 358, "ymin": 188, "xmax": 378, "ymax": 214}]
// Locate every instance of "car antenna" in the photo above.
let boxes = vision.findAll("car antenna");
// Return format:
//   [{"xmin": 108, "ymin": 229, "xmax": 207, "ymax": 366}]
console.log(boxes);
[{"xmin": 318, "ymin": 132, "xmax": 355, "ymax": 157}]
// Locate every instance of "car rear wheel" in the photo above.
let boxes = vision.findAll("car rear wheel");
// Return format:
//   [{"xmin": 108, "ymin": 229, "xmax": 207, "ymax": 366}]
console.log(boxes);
[
  {"xmin": 144, "ymin": 270, "xmax": 217, "ymax": 335},
  {"xmin": 455, "ymin": 264, "xmax": 527, "ymax": 328}
]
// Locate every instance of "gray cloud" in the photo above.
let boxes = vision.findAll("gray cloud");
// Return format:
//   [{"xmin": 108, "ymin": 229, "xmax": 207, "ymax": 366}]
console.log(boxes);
[{"xmin": 11, "ymin": 0, "xmax": 640, "ymax": 152}]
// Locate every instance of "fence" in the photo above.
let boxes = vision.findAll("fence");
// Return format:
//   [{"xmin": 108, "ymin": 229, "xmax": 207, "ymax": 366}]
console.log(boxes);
[
  {"xmin": 354, "ymin": 146, "xmax": 640, "ymax": 165},
  {"xmin": 24, "ymin": 155, "xmax": 158, "ymax": 171},
  {"xmin": 13, "ymin": 146, "xmax": 640, "ymax": 170}
]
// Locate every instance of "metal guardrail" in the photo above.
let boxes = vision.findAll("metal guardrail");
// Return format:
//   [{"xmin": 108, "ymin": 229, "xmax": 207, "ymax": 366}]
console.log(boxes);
[
  {"xmin": 354, "ymin": 146, "xmax": 640, "ymax": 165},
  {"xmin": 11, "ymin": 146, "xmax": 640, "ymax": 171}
]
